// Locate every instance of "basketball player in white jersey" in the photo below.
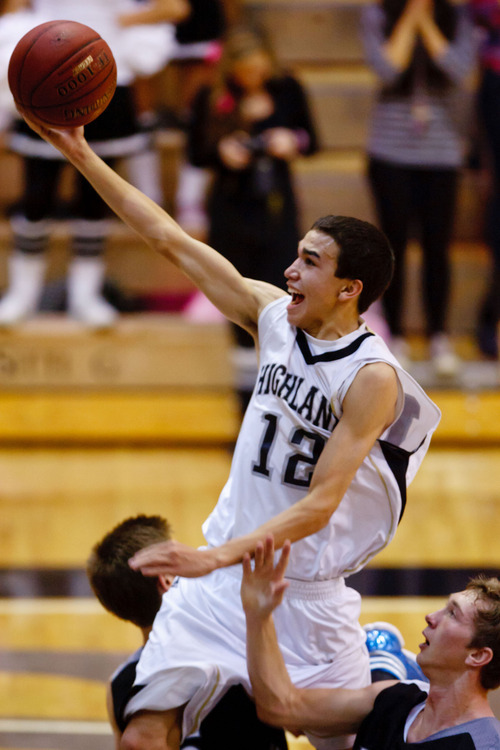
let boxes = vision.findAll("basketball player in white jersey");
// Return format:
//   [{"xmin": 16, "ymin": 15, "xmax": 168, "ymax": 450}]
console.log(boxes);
[{"xmin": 17, "ymin": 112, "xmax": 441, "ymax": 750}]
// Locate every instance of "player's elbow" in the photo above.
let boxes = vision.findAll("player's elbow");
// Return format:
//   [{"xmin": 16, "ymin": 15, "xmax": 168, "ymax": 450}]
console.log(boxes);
[
  {"xmin": 255, "ymin": 691, "xmax": 297, "ymax": 729},
  {"xmin": 306, "ymin": 500, "xmax": 336, "ymax": 536},
  {"xmin": 316, "ymin": 505, "xmax": 335, "ymax": 530},
  {"xmin": 304, "ymin": 483, "xmax": 344, "ymax": 535},
  {"xmin": 256, "ymin": 702, "xmax": 288, "ymax": 728}
]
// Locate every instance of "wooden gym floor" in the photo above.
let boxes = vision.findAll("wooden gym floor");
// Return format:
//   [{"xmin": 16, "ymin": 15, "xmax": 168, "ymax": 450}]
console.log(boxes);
[{"xmin": 0, "ymin": 316, "xmax": 499, "ymax": 750}]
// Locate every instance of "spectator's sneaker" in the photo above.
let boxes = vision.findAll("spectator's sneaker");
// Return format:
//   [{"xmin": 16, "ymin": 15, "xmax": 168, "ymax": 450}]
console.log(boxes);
[
  {"xmin": 364, "ymin": 621, "xmax": 427, "ymax": 682},
  {"xmin": 429, "ymin": 334, "xmax": 460, "ymax": 379}
]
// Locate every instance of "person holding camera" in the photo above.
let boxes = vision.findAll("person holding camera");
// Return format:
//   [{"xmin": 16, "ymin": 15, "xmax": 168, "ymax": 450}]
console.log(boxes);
[{"xmin": 187, "ymin": 26, "xmax": 318, "ymax": 410}]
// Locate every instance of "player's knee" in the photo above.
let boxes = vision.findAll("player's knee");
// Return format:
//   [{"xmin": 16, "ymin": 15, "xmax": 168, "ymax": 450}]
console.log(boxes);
[
  {"xmin": 120, "ymin": 724, "xmax": 142, "ymax": 750},
  {"xmin": 120, "ymin": 722, "xmax": 165, "ymax": 750},
  {"xmin": 120, "ymin": 709, "xmax": 180, "ymax": 750}
]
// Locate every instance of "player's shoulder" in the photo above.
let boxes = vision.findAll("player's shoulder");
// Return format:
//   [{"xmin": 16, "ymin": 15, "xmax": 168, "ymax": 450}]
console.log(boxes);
[{"xmin": 351, "ymin": 359, "xmax": 399, "ymax": 395}]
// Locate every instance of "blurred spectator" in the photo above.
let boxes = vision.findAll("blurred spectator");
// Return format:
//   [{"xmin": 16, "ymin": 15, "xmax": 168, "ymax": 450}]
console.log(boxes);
[
  {"xmin": 469, "ymin": 0, "xmax": 500, "ymax": 358},
  {"xmin": 187, "ymin": 26, "xmax": 318, "ymax": 409},
  {"xmin": 127, "ymin": 0, "xmax": 226, "ymax": 213},
  {"xmin": 360, "ymin": 0, "xmax": 476, "ymax": 377},
  {"xmin": 0, "ymin": 0, "xmax": 187, "ymax": 328},
  {"xmin": 171, "ymin": 0, "xmax": 227, "ymax": 237}
]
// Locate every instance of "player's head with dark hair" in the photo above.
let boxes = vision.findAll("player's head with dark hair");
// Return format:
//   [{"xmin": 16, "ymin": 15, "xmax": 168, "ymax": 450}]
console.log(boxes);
[
  {"xmin": 310, "ymin": 215, "xmax": 394, "ymax": 313},
  {"xmin": 466, "ymin": 576, "xmax": 500, "ymax": 690},
  {"xmin": 86, "ymin": 514, "xmax": 172, "ymax": 628}
]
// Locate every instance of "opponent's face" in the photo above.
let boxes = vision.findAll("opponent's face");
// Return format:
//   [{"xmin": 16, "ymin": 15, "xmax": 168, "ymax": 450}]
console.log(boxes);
[
  {"xmin": 284, "ymin": 230, "xmax": 355, "ymax": 338},
  {"xmin": 418, "ymin": 590, "xmax": 479, "ymax": 676}
]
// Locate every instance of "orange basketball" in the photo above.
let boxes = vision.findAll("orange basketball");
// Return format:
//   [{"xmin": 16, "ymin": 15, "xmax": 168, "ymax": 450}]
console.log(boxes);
[{"xmin": 8, "ymin": 20, "xmax": 117, "ymax": 127}]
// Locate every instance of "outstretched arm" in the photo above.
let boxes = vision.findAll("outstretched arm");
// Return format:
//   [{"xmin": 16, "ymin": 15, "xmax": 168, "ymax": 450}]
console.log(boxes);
[
  {"xmin": 17, "ymin": 114, "xmax": 285, "ymax": 337},
  {"xmin": 241, "ymin": 536, "xmax": 392, "ymax": 736}
]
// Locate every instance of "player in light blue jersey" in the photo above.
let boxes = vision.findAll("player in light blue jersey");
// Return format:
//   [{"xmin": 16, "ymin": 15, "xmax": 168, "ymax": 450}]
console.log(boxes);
[{"xmin": 242, "ymin": 536, "xmax": 500, "ymax": 750}]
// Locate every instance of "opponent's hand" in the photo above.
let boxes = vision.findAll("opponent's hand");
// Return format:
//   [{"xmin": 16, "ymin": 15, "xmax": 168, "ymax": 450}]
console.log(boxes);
[
  {"xmin": 128, "ymin": 539, "xmax": 216, "ymax": 578},
  {"xmin": 241, "ymin": 534, "xmax": 290, "ymax": 621}
]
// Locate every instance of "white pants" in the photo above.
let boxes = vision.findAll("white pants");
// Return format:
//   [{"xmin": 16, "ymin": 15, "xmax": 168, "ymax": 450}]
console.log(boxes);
[{"xmin": 126, "ymin": 566, "xmax": 369, "ymax": 750}]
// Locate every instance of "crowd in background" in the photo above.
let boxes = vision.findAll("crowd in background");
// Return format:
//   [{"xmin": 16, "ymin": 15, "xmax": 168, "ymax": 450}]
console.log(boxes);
[{"xmin": 0, "ymin": 0, "xmax": 498, "ymax": 377}]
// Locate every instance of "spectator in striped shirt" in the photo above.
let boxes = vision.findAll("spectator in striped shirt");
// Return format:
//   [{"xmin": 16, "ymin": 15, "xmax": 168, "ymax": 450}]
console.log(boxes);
[{"xmin": 360, "ymin": 0, "xmax": 476, "ymax": 378}]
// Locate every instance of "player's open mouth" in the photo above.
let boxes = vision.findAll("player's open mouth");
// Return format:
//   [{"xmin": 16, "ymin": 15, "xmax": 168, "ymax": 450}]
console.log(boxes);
[{"xmin": 290, "ymin": 292, "xmax": 304, "ymax": 305}]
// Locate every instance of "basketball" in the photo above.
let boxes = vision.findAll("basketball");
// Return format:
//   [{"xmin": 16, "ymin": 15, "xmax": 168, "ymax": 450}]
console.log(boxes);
[{"xmin": 8, "ymin": 20, "xmax": 117, "ymax": 127}]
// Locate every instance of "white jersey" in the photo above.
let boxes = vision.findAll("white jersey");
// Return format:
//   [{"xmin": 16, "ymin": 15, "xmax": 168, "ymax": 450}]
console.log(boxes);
[
  {"xmin": 203, "ymin": 296, "xmax": 441, "ymax": 581},
  {"xmin": 125, "ymin": 297, "xmax": 440, "ymax": 748}
]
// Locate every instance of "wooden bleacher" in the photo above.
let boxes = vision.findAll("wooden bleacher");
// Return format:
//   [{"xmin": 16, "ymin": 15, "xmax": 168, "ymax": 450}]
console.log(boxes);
[
  {"xmin": 0, "ymin": 0, "xmax": 490, "ymax": 278},
  {"xmin": 0, "ymin": 314, "xmax": 240, "ymax": 444},
  {"xmin": 0, "ymin": 312, "xmax": 497, "ymax": 443},
  {"xmin": 0, "ymin": 0, "xmax": 497, "ymax": 447}
]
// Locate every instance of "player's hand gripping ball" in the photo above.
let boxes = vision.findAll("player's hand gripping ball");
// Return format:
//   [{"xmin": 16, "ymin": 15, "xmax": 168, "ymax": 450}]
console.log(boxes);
[{"xmin": 8, "ymin": 20, "xmax": 117, "ymax": 127}]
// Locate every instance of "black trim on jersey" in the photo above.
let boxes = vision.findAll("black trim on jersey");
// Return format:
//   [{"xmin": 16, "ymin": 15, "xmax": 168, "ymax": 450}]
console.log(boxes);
[
  {"xmin": 295, "ymin": 329, "xmax": 375, "ymax": 364},
  {"xmin": 111, "ymin": 659, "xmax": 140, "ymax": 733},
  {"xmin": 378, "ymin": 440, "xmax": 411, "ymax": 522},
  {"xmin": 354, "ymin": 683, "xmax": 478, "ymax": 749},
  {"xmin": 111, "ymin": 665, "xmax": 288, "ymax": 750}
]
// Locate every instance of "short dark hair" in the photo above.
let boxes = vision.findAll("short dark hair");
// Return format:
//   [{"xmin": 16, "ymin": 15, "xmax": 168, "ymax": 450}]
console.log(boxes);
[
  {"xmin": 86, "ymin": 515, "xmax": 172, "ymax": 628},
  {"xmin": 466, "ymin": 576, "xmax": 500, "ymax": 690},
  {"xmin": 311, "ymin": 215, "xmax": 394, "ymax": 313}
]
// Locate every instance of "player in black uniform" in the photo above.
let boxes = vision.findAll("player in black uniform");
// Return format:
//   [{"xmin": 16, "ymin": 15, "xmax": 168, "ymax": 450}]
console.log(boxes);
[
  {"xmin": 242, "ymin": 535, "xmax": 500, "ymax": 750},
  {"xmin": 86, "ymin": 515, "xmax": 287, "ymax": 750},
  {"xmin": 88, "ymin": 517, "xmax": 425, "ymax": 750}
]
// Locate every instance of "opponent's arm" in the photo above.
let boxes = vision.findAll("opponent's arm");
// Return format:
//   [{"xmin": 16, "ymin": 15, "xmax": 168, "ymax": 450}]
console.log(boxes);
[
  {"xmin": 18, "ymin": 118, "xmax": 284, "ymax": 335},
  {"xmin": 130, "ymin": 361, "xmax": 399, "ymax": 577},
  {"xmin": 241, "ymin": 536, "xmax": 393, "ymax": 736}
]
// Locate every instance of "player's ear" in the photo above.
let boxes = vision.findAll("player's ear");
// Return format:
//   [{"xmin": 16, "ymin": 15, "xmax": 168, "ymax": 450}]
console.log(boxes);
[
  {"xmin": 339, "ymin": 278, "xmax": 363, "ymax": 302},
  {"xmin": 466, "ymin": 646, "xmax": 493, "ymax": 670},
  {"xmin": 157, "ymin": 574, "xmax": 174, "ymax": 593}
]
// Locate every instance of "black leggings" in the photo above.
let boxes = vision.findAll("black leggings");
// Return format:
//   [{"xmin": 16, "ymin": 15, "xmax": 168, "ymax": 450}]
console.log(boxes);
[
  {"xmin": 478, "ymin": 69, "xmax": 500, "ymax": 326},
  {"xmin": 12, "ymin": 156, "xmax": 116, "ymax": 258},
  {"xmin": 22, "ymin": 156, "xmax": 114, "ymax": 223},
  {"xmin": 368, "ymin": 157, "xmax": 458, "ymax": 337}
]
